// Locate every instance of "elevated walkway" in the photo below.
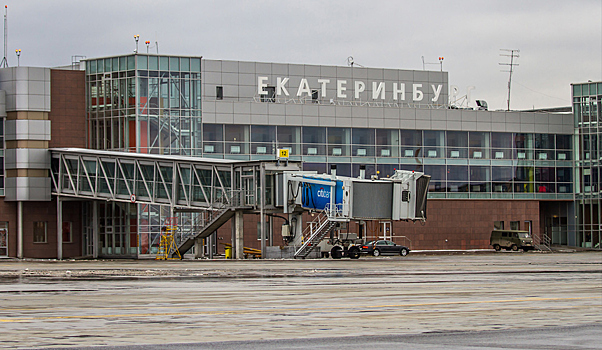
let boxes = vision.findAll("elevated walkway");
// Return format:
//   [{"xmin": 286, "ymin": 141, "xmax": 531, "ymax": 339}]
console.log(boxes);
[{"xmin": 48, "ymin": 147, "xmax": 301, "ymax": 260}]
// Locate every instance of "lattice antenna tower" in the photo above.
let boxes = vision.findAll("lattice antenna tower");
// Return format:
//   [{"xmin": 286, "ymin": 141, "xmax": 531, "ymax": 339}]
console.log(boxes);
[
  {"xmin": 499, "ymin": 49, "xmax": 520, "ymax": 111},
  {"xmin": 0, "ymin": 5, "xmax": 7, "ymax": 68}
]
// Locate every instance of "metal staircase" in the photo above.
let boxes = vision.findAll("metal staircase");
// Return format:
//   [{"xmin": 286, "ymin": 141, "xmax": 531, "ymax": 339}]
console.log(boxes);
[
  {"xmin": 173, "ymin": 191, "xmax": 250, "ymax": 258},
  {"xmin": 294, "ymin": 204, "xmax": 346, "ymax": 259},
  {"xmin": 294, "ymin": 213, "xmax": 336, "ymax": 259},
  {"xmin": 533, "ymin": 232, "xmax": 552, "ymax": 252}
]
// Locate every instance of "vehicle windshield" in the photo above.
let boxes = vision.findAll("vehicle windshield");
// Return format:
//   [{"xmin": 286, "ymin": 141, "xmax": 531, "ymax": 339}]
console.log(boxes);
[
  {"xmin": 519, "ymin": 232, "xmax": 530, "ymax": 239},
  {"xmin": 367, "ymin": 241, "xmax": 376, "ymax": 245}
]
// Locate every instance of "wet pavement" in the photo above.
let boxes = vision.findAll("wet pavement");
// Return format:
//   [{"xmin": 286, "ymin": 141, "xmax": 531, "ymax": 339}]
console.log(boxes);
[{"xmin": 0, "ymin": 251, "xmax": 600, "ymax": 349}]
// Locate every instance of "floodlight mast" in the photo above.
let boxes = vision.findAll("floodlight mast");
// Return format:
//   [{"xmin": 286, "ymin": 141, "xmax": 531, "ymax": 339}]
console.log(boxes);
[
  {"xmin": 499, "ymin": 49, "xmax": 520, "ymax": 111},
  {"xmin": 0, "ymin": 5, "xmax": 8, "ymax": 68}
]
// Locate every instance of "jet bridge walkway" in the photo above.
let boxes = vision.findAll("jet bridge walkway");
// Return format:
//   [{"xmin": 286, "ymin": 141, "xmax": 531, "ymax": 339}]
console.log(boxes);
[{"xmin": 50, "ymin": 148, "xmax": 301, "ymax": 259}]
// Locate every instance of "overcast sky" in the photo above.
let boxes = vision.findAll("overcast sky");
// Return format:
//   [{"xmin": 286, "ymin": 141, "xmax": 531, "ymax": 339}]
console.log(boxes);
[{"xmin": 4, "ymin": 0, "xmax": 601, "ymax": 111}]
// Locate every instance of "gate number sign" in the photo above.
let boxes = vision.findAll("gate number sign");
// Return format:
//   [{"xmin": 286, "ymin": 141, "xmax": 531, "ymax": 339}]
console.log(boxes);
[{"xmin": 278, "ymin": 149, "xmax": 289, "ymax": 159}]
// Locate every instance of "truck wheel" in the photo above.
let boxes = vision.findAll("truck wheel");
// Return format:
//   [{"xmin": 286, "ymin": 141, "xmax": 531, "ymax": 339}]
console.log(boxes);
[
  {"xmin": 321, "ymin": 252, "xmax": 330, "ymax": 258},
  {"xmin": 400, "ymin": 248, "xmax": 409, "ymax": 257},
  {"xmin": 349, "ymin": 248, "xmax": 360, "ymax": 259},
  {"xmin": 331, "ymin": 246, "xmax": 343, "ymax": 259},
  {"xmin": 511, "ymin": 244, "xmax": 518, "ymax": 251},
  {"xmin": 373, "ymin": 249, "xmax": 381, "ymax": 257},
  {"xmin": 493, "ymin": 244, "xmax": 501, "ymax": 251}
]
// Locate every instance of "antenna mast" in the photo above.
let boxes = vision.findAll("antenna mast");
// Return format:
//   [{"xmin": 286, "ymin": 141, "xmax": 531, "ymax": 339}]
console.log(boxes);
[
  {"xmin": 499, "ymin": 49, "xmax": 520, "ymax": 111},
  {"xmin": 0, "ymin": 5, "xmax": 8, "ymax": 68}
]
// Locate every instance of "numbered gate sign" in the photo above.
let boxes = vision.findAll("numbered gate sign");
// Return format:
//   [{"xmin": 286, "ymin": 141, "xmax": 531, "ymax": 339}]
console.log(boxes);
[{"xmin": 278, "ymin": 148, "xmax": 289, "ymax": 159}]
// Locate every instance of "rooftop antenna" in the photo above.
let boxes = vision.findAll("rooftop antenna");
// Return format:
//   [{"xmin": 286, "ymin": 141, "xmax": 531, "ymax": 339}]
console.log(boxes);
[
  {"xmin": 347, "ymin": 56, "xmax": 364, "ymax": 67},
  {"xmin": 0, "ymin": 5, "xmax": 8, "ymax": 68},
  {"xmin": 499, "ymin": 49, "xmax": 520, "ymax": 111},
  {"xmin": 421, "ymin": 56, "xmax": 444, "ymax": 71}
]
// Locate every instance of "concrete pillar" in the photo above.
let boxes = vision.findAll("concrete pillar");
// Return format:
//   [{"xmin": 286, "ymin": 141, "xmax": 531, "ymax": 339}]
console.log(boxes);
[
  {"xmin": 57, "ymin": 197, "xmax": 63, "ymax": 260},
  {"xmin": 235, "ymin": 211, "xmax": 244, "ymax": 259},
  {"xmin": 194, "ymin": 237, "xmax": 204, "ymax": 259},
  {"xmin": 292, "ymin": 213, "xmax": 303, "ymax": 246},
  {"xmin": 269, "ymin": 216, "xmax": 274, "ymax": 246},
  {"xmin": 92, "ymin": 201, "xmax": 98, "ymax": 259},
  {"xmin": 260, "ymin": 165, "xmax": 266, "ymax": 258},
  {"xmin": 17, "ymin": 201, "xmax": 23, "ymax": 259},
  {"xmin": 208, "ymin": 233, "xmax": 215, "ymax": 259}
]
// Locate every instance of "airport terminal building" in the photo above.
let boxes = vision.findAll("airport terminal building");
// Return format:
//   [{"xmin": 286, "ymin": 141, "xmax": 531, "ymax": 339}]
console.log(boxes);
[{"xmin": 0, "ymin": 53, "xmax": 599, "ymax": 258}]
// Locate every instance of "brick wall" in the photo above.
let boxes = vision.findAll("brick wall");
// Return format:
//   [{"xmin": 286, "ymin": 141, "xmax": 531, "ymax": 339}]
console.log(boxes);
[
  {"xmin": 213, "ymin": 199, "xmax": 544, "ymax": 253},
  {"xmin": 49, "ymin": 69, "xmax": 86, "ymax": 148}
]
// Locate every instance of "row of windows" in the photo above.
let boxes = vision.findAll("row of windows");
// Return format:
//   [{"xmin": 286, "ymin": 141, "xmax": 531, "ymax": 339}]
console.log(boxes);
[
  {"xmin": 301, "ymin": 163, "xmax": 574, "ymax": 195},
  {"xmin": 202, "ymin": 124, "xmax": 573, "ymax": 160},
  {"xmin": 573, "ymin": 83, "xmax": 602, "ymax": 97},
  {"xmin": 86, "ymin": 55, "xmax": 202, "ymax": 74},
  {"xmin": 88, "ymin": 75, "xmax": 202, "ymax": 112}
]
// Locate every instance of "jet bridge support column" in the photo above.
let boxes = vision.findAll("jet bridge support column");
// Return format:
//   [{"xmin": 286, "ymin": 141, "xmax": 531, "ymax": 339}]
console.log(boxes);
[
  {"xmin": 235, "ymin": 211, "xmax": 244, "ymax": 259},
  {"xmin": 292, "ymin": 213, "xmax": 303, "ymax": 246}
]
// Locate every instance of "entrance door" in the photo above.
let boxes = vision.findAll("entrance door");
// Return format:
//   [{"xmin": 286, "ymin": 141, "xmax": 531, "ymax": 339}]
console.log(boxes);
[
  {"xmin": 0, "ymin": 228, "xmax": 7, "ymax": 257},
  {"xmin": 381, "ymin": 221, "xmax": 392, "ymax": 241},
  {"xmin": 98, "ymin": 202, "xmax": 131, "ymax": 257}
]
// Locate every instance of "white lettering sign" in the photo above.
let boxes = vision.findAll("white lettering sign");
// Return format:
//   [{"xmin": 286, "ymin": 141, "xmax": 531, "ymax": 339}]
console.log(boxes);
[
  {"xmin": 413, "ymin": 84, "xmax": 424, "ymax": 101},
  {"xmin": 372, "ymin": 82, "xmax": 385, "ymax": 100},
  {"xmin": 258, "ymin": 76, "xmax": 268, "ymax": 95},
  {"xmin": 277, "ymin": 77, "xmax": 289, "ymax": 96},
  {"xmin": 354, "ymin": 81, "xmax": 365, "ymax": 99},
  {"xmin": 337, "ymin": 80, "xmax": 347, "ymax": 99},
  {"xmin": 431, "ymin": 84, "xmax": 442, "ymax": 102},
  {"xmin": 297, "ymin": 78, "xmax": 311, "ymax": 97},
  {"xmin": 257, "ymin": 77, "xmax": 444, "ymax": 102},
  {"xmin": 317, "ymin": 79, "xmax": 330, "ymax": 97}
]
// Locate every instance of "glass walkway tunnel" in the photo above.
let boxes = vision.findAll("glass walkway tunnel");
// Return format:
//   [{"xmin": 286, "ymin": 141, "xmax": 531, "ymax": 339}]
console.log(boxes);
[{"xmin": 50, "ymin": 148, "xmax": 301, "ymax": 259}]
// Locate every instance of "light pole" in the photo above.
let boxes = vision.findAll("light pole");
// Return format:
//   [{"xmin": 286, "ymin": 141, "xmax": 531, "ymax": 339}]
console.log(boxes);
[
  {"xmin": 438, "ymin": 57, "xmax": 444, "ymax": 72},
  {"xmin": 134, "ymin": 35, "xmax": 140, "ymax": 53},
  {"xmin": 145, "ymin": 41, "xmax": 150, "ymax": 54},
  {"xmin": 15, "ymin": 49, "xmax": 20, "ymax": 66}
]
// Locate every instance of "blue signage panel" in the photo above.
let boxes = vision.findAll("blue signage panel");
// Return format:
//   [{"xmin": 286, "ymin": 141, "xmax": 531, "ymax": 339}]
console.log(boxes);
[{"xmin": 301, "ymin": 177, "xmax": 343, "ymax": 210}]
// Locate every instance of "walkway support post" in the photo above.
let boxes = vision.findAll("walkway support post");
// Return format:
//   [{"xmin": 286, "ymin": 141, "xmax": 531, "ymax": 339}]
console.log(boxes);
[
  {"xmin": 92, "ymin": 201, "xmax": 98, "ymax": 259},
  {"xmin": 57, "ymin": 197, "xmax": 63, "ymax": 260},
  {"xmin": 17, "ymin": 201, "xmax": 23, "ymax": 259},
  {"xmin": 260, "ymin": 164, "xmax": 266, "ymax": 258},
  {"xmin": 235, "ymin": 211, "xmax": 244, "ymax": 259}
]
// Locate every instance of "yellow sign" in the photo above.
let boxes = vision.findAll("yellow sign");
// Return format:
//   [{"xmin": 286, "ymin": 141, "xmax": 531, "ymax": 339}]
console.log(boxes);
[{"xmin": 278, "ymin": 148, "xmax": 289, "ymax": 158}]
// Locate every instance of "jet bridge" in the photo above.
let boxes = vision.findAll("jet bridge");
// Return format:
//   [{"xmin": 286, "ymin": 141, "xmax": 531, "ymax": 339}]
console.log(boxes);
[{"xmin": 281, "ymin": 169, "xmax": 430, "ymax": 258}]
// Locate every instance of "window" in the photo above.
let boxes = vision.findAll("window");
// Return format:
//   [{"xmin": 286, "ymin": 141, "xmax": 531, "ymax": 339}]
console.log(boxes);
[
  {"xmin": 62, "ymin": 221, "xmax": 72, "ymax": 243},
  {"xmin": 494, "ymin": 221, "xmax": 504, "ymax": 230},
  {"xmin": 216, "ymin": 86, "xmax": 223, "ymax": 100},
  {"xmin": 33, "ymin": 222, "xmax": 47, "ymax": 243},
  {"xmin": 510, "ymin": 221, "xmax": 520, "ymax": 230}
]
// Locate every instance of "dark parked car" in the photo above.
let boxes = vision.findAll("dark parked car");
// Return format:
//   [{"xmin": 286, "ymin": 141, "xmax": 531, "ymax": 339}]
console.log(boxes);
[{"xmin": 360, "ymin": 240, "xmax": 410, "ymax": 257}]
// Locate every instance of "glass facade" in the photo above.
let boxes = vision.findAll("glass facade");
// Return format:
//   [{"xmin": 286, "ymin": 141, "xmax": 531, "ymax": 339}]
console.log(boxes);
[
  {"xmin": 204, "ymin": 124, "xmax": 573, "ymax": 200},
  {"xmin": 85, "ymin": 54, "xmax": 203, "ymax": 256},
  {"xmin": 86, "ymin": 54, "xmax": 202, "ymax": 155},
  {"xmin": 573, "ymin": 82, "xmax": 602, "ymax": 248}
]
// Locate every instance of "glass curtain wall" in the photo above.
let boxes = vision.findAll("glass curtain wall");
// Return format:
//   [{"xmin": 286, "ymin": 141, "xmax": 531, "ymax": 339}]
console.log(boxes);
[
  {"xmin": 86, "ymin": 54, "xmax": 202, "ymax": 155},
  {"xmin": 203, "ymin": 123, "xmax": 573, "ymax": 200},
  {"xmin": 85, "ymin": 55, "xmax": 203, "ymax": 256},
  {"xmin": 573, "ymin": 82, "xmax": 601, "ymax": 249}
]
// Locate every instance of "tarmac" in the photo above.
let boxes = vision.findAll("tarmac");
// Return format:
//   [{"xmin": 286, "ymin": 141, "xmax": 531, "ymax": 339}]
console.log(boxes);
[{"xmin": 0, "ymin": 250, "xmax": 600, "ymax": 349}]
